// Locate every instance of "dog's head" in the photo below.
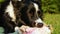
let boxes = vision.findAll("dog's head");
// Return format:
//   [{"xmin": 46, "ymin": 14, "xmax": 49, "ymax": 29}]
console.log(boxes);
[
  {"xmin": 0, "ymin": 0, "xmax": 44, "ymax": 33},
  {"xmin": 4, "ymin": 0, "xmax": 43, "ymax": 27},
  {"xmin": 18, "ymin": 0, "xmax": 43, "ymax": 27}
]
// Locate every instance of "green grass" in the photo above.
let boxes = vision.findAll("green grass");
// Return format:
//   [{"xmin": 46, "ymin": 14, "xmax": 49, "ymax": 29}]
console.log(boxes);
[
  {"xmin": 43, "ymin": 13, "xmax": 60, "ymax": 34},
  {"xmin": 0, "ymin": 0, "xmax": 5, "ymax": 3}
]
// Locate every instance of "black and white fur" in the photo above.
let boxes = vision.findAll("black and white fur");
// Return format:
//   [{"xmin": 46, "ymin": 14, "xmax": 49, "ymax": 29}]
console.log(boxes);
[{"xmin": 0, "ymin": 0, "xmax": 43, "ymax": 34}]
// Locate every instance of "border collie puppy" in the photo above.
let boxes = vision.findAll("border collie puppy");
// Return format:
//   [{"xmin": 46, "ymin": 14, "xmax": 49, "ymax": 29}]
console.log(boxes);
[{"xmin": 0, "ymin": 0, "xmax": 43, "ymax": 34}]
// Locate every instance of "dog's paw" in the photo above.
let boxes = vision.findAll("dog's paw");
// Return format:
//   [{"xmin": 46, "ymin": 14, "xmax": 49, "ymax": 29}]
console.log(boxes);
[
  {"xmin": 20, "ymin": 25, "xmax": 29, "ymax": 32},
  {"xmin": 15, "ymin": 26, "xmax": 20, "ymax": 31}
]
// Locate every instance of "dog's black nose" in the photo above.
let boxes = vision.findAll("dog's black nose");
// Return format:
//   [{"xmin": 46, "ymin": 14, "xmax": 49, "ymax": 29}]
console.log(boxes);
[{"xmin": 37, "ymin": 23, "xmax": 43, "ymax": 28}]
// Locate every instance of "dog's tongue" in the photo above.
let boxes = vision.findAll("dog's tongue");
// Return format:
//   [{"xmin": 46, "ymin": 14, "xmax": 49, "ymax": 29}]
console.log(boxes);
[{"xmin": 23, "ymin": 26, "xmax": 51, "ymax": 34}]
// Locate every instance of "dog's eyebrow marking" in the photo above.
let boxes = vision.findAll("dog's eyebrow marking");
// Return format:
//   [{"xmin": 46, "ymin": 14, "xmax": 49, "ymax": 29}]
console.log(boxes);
[
  {"xmin": 33, "ymin": 3, "xmax": 39, "ymax": 12},
  {"xmin": 33, "ymin": 3, "xmax": 39, "ymax": 18},
  {"xmin": 18, "ymin": 0, "xmax": 21, "ymax": 1},
  {"xmin": 5, "ymin": 1, "xmax": 16, "ymax": 21}
]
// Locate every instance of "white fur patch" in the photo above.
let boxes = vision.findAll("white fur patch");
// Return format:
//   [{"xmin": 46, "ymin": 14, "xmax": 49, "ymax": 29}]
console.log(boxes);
[
  {"xmin": 33, "ymin": 3, "xmax": 43, "ymax": 24},
  {"xmin": 18, "ymin": 0, "xmax": 21, "ymax": 1},
  {"xmin": 15, "ymin": 26, "xmax": 19, "ymax": 31},
  {"xmin": 33, "ymin": 3, "xmax": 39, "ymax": 12},
  {"xmin": 35, "ymin": 18, "xmax": 43, "ymax": 23},
  {"xmin": 15, "ymin": 26, "xmax": 22, "ymax": 34},
  {"xmin": 5, "ymin": 1, "xmax": 16, "ymax": 21},
  {"xmin": 35, "ymin": 18, "xmax": 44, "ymax": 26},
  {"xmin": 33, "ymin": 3, "xmax": 39, "ymax": 17}
]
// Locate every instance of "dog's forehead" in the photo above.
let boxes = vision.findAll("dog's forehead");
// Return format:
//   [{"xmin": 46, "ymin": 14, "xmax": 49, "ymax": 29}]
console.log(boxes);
[{"xmin": 27, "ymin": 2, "xmax": 39, "ymax": 12}]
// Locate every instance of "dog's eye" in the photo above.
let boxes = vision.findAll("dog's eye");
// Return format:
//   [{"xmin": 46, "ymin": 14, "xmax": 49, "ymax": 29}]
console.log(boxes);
[
  {"xmin": 29, "ymin": 9, "xmax": 34, "ymax": 14},
  {"xmin": 29, "ymin": 8, "xmax": 36, "ymax": 15},
  {"xmin": 29, "ymin": 10, "xmax": 34, "ymax": 19},
  {"xmin": 37, "ymin": 10, "xmax": 40, "ymax": 15},
  {"xmin": 37, "ymin": 10, "xmax": 43, "ymax": 20},
  {"xmin": 37, "ymin": 10, "xmax": 42, "ymax": 16}
]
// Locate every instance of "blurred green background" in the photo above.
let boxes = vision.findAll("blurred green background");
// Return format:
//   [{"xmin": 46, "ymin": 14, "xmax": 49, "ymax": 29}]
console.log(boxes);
[{"xmin": 0, "ymin": 0, "xmax": 60, "ymax": 34}]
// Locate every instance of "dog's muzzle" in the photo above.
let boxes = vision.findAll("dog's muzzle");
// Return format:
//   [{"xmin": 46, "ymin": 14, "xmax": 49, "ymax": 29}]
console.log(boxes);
[{"xmin": 32, "ymin": 18, "xmax": 44, "ymax": 28}]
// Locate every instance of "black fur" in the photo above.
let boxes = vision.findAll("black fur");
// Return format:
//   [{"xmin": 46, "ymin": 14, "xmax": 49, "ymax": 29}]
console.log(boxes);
[{"xmin": 0, "ymin": 0, "xmax": 43, "ymax": 34}]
